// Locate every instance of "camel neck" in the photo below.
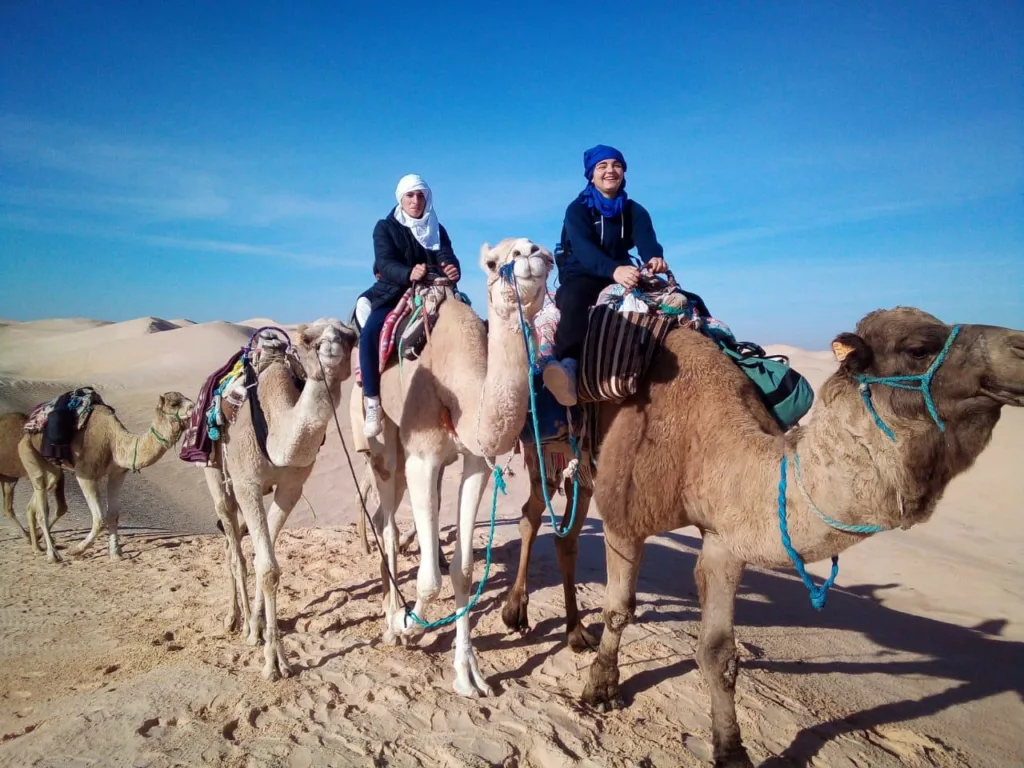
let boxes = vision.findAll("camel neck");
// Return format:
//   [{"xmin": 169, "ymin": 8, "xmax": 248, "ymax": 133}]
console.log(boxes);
[
  {"xmin": 262, "ymin": 362, "xmax": 341, "ymax": 467},
  {"xmin": 113, "ymin": 419, "xmax": 173, "ymax": 472},
  {"xmin": 437, "ymin": 299, "xmax": 531, "ymax": 458}
]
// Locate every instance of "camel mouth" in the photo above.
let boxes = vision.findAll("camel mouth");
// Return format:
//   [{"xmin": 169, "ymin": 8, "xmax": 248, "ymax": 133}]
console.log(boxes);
[{"xmin": 981, "ymin": 385, "xmax": 1024, "ymax": 407}]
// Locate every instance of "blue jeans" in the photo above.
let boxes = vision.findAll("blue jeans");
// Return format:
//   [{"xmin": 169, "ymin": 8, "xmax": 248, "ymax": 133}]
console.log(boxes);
[{"xmin": 358, "ymin": 304, "xmax": 395, "ymax": 398}]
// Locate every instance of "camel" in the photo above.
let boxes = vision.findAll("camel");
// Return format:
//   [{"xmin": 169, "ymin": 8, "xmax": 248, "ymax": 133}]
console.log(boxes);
[
  {"xmin": 12, "ymin": 391, "xmax": 194, "ymax": 562},
  {"xmin": 565, "ymin": 307, "xmax": 1024, "ymax": 767},
  {"xmin": 349, "ymin": 238, "xmax": 552, "ymax": 698},
  {"xmin": 203, "ymin": 318, "xmax": 357, "ymax": 681},
  {"xmin": 0, "ymin": 412, "xmax": 68, "ymax": 540}
]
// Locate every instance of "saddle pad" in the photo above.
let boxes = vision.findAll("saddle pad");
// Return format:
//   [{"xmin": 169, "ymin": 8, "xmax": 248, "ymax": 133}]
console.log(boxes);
[
  {"xmin": 577, "ymin": 305, "xmax": 676, "ymax": 403},
  {"xmin": 24, "ymin": 387, "xmax": 102, "ymax": 434}
]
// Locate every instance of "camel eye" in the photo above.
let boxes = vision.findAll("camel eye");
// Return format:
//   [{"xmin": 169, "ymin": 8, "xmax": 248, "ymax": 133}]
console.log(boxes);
[
  {"xmin": 511, "ymin": 250, "xmax": 521, "ymax": 259},
  {"xmin": 486, "ymin": 260, "xmax": 497, "ymax": 270}
]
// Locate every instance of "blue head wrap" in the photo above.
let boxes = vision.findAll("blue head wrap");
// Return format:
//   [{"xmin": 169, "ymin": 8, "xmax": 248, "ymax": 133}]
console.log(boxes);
[{"xmin": 580, "ymin": 144, "xmax": 628, "ymax": 218}]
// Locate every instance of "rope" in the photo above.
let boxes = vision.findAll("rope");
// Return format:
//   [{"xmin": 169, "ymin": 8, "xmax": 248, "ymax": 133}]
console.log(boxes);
[
  {"xmin": 792, "ymin": 453, "xmax": 890, "ymax": 535},
  {"xmin": 500, "ymin": 262, "xmax": 581, "ymax": 538},
  {"xmin": 853, "ymin": 325, "xmax": 961, "ymax": 442},
  {"xmin": 777, "ymin": 455, "xmax": 839, "ymax": 611}
]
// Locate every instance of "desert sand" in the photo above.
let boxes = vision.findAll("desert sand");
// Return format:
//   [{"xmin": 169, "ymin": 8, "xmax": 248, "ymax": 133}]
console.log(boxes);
[{"xmin": 0, "ymin": 315, "xmax": 1021, "ymax": 767}]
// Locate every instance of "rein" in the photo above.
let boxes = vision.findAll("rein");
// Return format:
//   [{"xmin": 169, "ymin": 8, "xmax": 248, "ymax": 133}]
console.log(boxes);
[
  {"xmin": 500, "ymin": 261, "xmax": 582, "ymax": 539},
  {"xmin": 777, "ymin": 324, "xmax": 962, "ymax": 609}
]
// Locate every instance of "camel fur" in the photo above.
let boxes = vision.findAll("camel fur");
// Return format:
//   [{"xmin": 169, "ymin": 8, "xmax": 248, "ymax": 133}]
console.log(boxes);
[
  {"xmin": 572, "ymin": 307, "xmax": 1024, "ymax": 767},
  {"xmin": 0, "ymin": 412, "xmax": 68, "ymax": 541},
  {"xmin": 12, "ymin": 392, "xmax": 194, "ymax": 562},
  {"xmin": 203, "ymin": 318, "xmax": 357, "ymax": 681},
  {"xmin": 349, "ymin": 238, "xmax": 552, "ymax": 697}
]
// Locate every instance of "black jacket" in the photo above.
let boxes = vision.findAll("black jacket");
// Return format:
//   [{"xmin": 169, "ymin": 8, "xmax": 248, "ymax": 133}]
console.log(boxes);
[
  {"xmin": 557, "ymin": 195, "xmax": 664, "ymax": 282},
  {"xmin": 365, "ymin": 213, "xmax": 460, "ymax": 309}
]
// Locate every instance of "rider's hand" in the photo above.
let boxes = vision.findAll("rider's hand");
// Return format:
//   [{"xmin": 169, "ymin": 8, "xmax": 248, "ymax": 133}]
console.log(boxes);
[
  {"xmin": 613, "ymin": 265, "xmax": 640, "ymax": 290},
  {"xmin": 409, "ymin": 263, "xmax": 427, "ymax": 282},
  {"xmin": 442, "ymin": 263, "xmax": 460, "ymax": 282},
  {"xmin": 646, "ymin": 257, "xmax": 668, "ymax": 275}
]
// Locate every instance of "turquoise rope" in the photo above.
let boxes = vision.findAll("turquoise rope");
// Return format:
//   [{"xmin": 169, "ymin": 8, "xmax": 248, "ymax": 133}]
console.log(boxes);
[
  {"xmin": 854, "ymin": 325, "xmax": 961, "ymax": 442},
  {"xmin": 792, "ymin": 453, "xmax": 889, "ymax": 535},
  {"xmin": 778, "ymin": 455, "xmax": 840, "ymax": 610},
  {"xmin": 501, "ymin": 262, "xmax": 581, "ymax": 538},
  {"xmin": 402, "ymin": 464, "xmax": 504, "ymax": 629}
]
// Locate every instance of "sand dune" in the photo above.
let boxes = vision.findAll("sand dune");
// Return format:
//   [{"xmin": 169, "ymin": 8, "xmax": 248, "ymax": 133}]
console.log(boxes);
[{"xmin": 0, "ymin": 314, "xmax": 1021, "ymax": 767}]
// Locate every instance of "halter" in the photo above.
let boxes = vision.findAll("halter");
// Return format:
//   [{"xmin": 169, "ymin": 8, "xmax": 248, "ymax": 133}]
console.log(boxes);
[{"xmin": 853, "ymin": 324, "xmax": 961, "ymax": 441}]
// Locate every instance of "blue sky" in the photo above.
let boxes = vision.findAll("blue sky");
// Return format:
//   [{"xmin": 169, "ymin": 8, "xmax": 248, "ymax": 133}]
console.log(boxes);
[{"xmin": 2, "ymin": 1, "xmax": 1021, "ymax": 348}]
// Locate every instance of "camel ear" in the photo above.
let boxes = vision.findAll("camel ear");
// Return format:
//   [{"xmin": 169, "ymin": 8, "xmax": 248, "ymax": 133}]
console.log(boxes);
[
  {"xmin": 292, "ymin": 323, "xmax": 310, "ymax": 347},
  {"xmin": 831, "ymin": 332, "xmax": 872, "ymax": 373},
  {"xmin": 479, "ymin": 243, "xmax": 498, "ymax": 273},
  {"xmin": 158, "ymin": 393, "xmax": 167, "ymax": 408}
]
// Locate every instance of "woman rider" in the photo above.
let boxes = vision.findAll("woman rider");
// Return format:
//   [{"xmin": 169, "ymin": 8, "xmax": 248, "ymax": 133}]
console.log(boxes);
[
  {"xmin": 359, "ymin": 174, "xmax": 460, "ymax": 438},
  {"xmin": 543, "ymin": 144, "xmax": 669, "ymax": 406}
]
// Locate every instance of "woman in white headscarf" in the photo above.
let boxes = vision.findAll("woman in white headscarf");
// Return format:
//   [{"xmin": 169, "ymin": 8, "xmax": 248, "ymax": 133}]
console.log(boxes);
[{"xmin": 359, "ymin": 174, "xmax": 461, "ymax": 438}]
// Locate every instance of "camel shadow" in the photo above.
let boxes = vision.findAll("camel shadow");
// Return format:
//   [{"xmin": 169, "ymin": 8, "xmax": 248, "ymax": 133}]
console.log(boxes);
[{"xmin": 483, "ymin": 517, "xmax": 1023, "ymax": 765}]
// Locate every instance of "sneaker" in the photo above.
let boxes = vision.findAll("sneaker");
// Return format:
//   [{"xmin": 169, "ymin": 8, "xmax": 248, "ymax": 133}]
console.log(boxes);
[
  {"xmin": 542, "ymin": 358, "xmax": 578, "ymax": 407},
  {"xmin": 363, "ymin": 397, "xmax": 383, "ymax": 439}
]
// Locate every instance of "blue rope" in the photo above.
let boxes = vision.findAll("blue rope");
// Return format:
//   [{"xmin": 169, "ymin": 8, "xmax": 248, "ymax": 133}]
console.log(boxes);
[
  {"xmin": 854, "ymin": 325, "xmax": 961, "ymax": 442},
  {"xmin": 500, "ymin": 262, "xmax": 581, "ymax": 539},
  {"xmin": 778, "ymin": 455, "xmax": 840, "ymax": 611},
  {"xmin": 792, "ymin": 453, "xmax": 890, "ymax": 535},
  {"xmin": 402, "ymin": 464, "xmax": 504, "ymax": 629}
]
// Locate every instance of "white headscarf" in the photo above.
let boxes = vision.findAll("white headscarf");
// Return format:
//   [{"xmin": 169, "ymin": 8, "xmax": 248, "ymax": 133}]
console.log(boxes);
[{"xmin": 393, "ymin": 174, "xmax": 440, "ymax": 251}]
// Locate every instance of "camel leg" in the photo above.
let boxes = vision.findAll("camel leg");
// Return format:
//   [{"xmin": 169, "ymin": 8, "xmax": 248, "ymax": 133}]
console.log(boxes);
[
  {"xmin": 696, "ymin": 534, "xmax": 751, "ymax": 768},
  {"xmin": 554, "ymin": 482, "xmax": 597, "ymax": 652},
  {"xmin": 397, "ymin": 465, "xmax": 448, "ymax": 572},
  {"xmin": 581, "ymin": 526, "xmax": 644, "ymax": 711},
  {"xmin": 448, "ymin": 452, "xmax": 493, "ymax": 697},
  {"xmin": 236, "ymin": 480, "xmax": 290, "ymax": 680},
  {"xmin": 105, "ymin": 470, "xmax": 126, "ymax": 560},
  {"xmin": 51, "ymin": 472, "xmax": 69, "ymax": 524},
  {"xmin": 374, "ymin": 446, "xmax": 406, "ymax": 642},
  {"xmin": 500, "ymin": 462, "xmax": 545, "ymax": 634},
  {"xmin": 70, "ymin": 476, "xmax": 106, "ymax": 556},
  {"xmin": 205, "ymin": 467, "xmax": 249, "ymax": 633},
  {"xmin": 1, "ymin": 479, "xmax": 30, "ymax": 539},
  {"xmin": 392, "ymin": 452, "xmax": 441, "ymax": 643}
]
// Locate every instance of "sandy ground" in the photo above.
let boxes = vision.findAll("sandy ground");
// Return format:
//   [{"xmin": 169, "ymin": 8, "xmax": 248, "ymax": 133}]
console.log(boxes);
[{"xmin": 0, "ymin": 315, "xmax": 1021, "ymax": 767}]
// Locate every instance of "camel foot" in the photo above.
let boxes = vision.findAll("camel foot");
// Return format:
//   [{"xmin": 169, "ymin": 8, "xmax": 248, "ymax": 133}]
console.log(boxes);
[
  {"xmin": 581, "ymin": 657, "xmax": 623, "ymax": 712},
  {"xmin": 500, "ymin": 590, "xmax": 529, "ymax": 633},
  {"xmin": 246, "ymin": 618, "xmax": 265, "ymax": 647},
  {"xmin": 223, "ymin": 612, "xmax": 242, "ymax": 633},
  {"xmin": 391, "ymin": 610, "xmax": 426, "ymax": 643},
  {"xmin": 453, "ymin": 645, "xmax": 493, "ymax": 698},
  {"xmin": 46, "ymin": 549, "xmax": 63, "ymax": 564},
  {"xmin": 382, "ymin": 628, "xmax": 400, "ymax": 646},
  {"xmin": 567, "ymin": 624, "xmax": 599, "ymax": 653},
  {"xmin": 261, "ymin": 645, "xmax": 293, "ymax": 681}
]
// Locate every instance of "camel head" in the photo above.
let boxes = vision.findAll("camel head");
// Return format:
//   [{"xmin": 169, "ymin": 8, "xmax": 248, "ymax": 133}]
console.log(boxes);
[
  {"xmin": 292, "ymin": 317, "xmax": 358, "ymax": 382},
  {"xmin": 155, "ymin": 391, "xmax": 195, "ymax": 441},
  {"xmin": 825, "ymin": 306, "xmax": 1024, "ymax": 519},
  {"xmin": 479, "ymin": 238, "xmax": 553, "ymax": 323}
]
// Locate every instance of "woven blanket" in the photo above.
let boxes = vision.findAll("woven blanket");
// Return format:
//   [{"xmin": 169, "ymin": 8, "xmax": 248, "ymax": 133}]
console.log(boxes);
[{"xmin": 25, "ymin": 387, "xmax": 101, "ymax": 434}]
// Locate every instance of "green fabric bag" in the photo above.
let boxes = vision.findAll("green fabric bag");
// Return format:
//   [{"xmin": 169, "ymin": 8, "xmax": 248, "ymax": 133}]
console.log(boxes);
[{"xmin": 718, "ymin": 341, "xmax": 814, "ymax": 430}]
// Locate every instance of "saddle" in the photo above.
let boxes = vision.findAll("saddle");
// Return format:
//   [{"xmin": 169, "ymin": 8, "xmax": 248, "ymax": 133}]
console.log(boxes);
[
  {"xmin": 354, "ymin": 275, "xmax": 464, "ymax": 385},
  {"xmin": 179, "ymin": 328, "xmax": 307, "ymax": 466},
  {"xmin": 24, "ymin": 387, "xmax": 103, "ymax": 467}
]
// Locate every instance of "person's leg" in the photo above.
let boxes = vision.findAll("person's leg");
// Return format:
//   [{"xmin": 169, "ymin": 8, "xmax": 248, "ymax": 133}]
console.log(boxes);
[
  {"xmin": 359, "ymin": 305, "xmax": 392, "ymax": 437},
  {"xmin": 545, "ymin": 276, "xmax": 610, "ymax": 406}
]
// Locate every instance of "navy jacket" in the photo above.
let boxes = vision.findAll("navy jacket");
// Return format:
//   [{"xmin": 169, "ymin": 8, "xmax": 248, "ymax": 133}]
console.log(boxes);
[
  {"xmin": 365, "ymin": 213, "xmax": 460, "ymax": 310},
  {"xmin": 557, "ymin": 196, "xmax": 664, "ymax": 282}
]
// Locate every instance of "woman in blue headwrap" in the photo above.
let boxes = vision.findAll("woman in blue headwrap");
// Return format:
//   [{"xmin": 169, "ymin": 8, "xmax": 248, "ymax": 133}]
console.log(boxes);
[{"xmin": 542, "ymin": 144, "xmax": 668, "ymax": 406}]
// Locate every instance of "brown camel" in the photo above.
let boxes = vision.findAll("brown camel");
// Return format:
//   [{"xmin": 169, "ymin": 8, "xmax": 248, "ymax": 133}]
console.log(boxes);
[
  {"xmin": 203, "ymin": 318, "xmax": 357, "ymax": 681},
  {"xmin": 14, "ymin": 391, "xmax": 194, "ymax": 562},
  {"xmin": 571, "ymin": 308, "xmax": 1023, "ymax": 767},
  {"xmin": 0, "ymin": 412, "xmax": 68, "ymax": 540},
  {"xmin": 349, "ymin": 238, "xmax": 552, "ymax": 697}
]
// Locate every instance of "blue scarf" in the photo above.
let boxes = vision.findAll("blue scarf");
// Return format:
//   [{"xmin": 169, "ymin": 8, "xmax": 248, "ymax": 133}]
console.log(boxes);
[{"xmin": 581, "ymin": 182, "xmax": 628, "ymax": 218}]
